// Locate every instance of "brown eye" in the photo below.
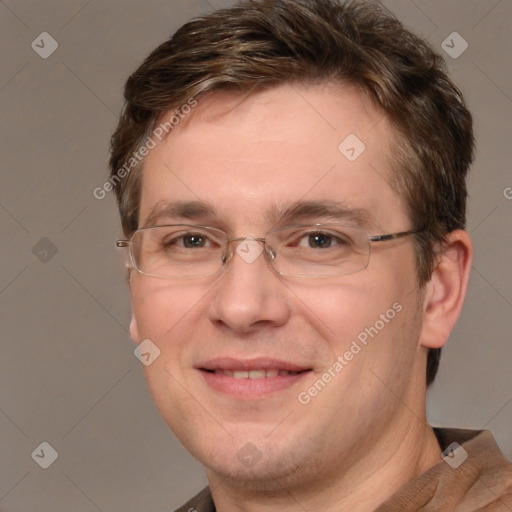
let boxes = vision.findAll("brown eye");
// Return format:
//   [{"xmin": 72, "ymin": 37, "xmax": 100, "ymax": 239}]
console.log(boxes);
[
  {"xmin": 307, "ymin": 233, "xmax": 333, "ymax": 249},
  {"xmin": 162, "ymin": 231, "xmax": 213, "ymax": 249},
  {"xmin": 182, "ymin": 234, "xmax": 207, "ymax": 248},
  {"xmin": 297, "ymin": 231, "xmax": 350, "ymax": 249}
]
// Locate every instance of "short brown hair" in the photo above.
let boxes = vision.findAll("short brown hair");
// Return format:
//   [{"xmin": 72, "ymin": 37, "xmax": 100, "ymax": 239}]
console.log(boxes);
[{"xmin": 109, "ymin": 0, "xmax": 475, "ymax": 386}]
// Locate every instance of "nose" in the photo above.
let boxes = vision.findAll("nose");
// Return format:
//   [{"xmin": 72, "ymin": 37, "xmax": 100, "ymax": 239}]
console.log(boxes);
[{"xmin": 207, "ymin": 238, "xmax": 290, "ymax": 334}]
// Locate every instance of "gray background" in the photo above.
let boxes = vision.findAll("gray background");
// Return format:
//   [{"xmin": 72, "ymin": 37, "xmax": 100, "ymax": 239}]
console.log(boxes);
[{"xmin": 0, "ymin": 0, "xmax": 511, "ymax": 510}]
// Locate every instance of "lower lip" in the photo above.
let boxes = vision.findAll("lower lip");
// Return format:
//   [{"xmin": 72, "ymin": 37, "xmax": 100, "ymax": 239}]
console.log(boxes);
[{"xmin": 199, "ymin": 370, "xmax": 311, "ymax": 399}]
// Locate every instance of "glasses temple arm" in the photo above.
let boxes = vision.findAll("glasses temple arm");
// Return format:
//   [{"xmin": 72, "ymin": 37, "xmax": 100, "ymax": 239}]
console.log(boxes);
[{"xmin": 369, "ymin": 228, "xmax": 424, "ymax": 243}]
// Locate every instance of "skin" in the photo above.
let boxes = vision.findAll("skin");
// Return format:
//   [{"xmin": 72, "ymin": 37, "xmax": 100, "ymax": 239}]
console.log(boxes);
[{"xmin": 128, "ymin": 83, "xmax": 473, "ymax": 511}]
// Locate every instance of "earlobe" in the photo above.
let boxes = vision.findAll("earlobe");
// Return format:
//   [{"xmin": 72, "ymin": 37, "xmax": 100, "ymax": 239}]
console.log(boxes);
[
  {"xmin": 127, "ymin": 269, "xmax": 140, "ymax": 344},
  {"xmin": 130, "ymin": 314, "xmax": 140, "ymax": 344},
  {"xmin": 420, "ymin": 230, "xmax": 473, "ymax": 349}
]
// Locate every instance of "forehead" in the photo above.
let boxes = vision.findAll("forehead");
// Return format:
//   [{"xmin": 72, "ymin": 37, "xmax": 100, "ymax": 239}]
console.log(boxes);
[{"xmin": 139, "ymin": 83, "xmax": 409, "ymax": 232}]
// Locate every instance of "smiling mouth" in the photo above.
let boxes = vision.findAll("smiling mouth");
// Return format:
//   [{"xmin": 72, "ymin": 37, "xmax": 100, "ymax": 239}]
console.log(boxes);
[
  {"xmin": 197, "ymin": 357, "xmax": 313, "ymax": 398},
  {"xmin": 203, "ymin": 369, "xmax": 307, "ymax": 379}
]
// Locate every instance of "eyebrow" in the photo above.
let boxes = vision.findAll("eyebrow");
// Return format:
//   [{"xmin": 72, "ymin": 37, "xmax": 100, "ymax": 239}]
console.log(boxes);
[
  {"xmin": 271, "ymin": 200, "xmax": 376, "ymax": 228},
  {"xmin": 141, "ymin": 200, "xmax": 218, "ymax": 228},
  {"xmin": 141, "ymin": 199, "xmax": 376, "ymax": 230}
]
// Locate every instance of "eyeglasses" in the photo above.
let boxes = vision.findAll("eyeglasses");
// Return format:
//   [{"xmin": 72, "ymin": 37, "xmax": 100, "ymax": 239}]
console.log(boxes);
[{"xmin": 116, "ymin": 224, "xmax": 423, "ymax": 279}]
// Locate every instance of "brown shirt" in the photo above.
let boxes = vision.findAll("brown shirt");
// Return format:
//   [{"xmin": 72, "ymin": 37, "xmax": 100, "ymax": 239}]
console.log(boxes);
[{"xmin": 175, "ymin": 428, "xmax": 512, "ymax": 511}]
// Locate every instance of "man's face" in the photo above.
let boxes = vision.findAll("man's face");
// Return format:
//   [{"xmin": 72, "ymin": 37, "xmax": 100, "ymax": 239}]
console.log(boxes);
[{"xmin": 129, "ymin": 84, "xmax": 428, "ymax": 488}]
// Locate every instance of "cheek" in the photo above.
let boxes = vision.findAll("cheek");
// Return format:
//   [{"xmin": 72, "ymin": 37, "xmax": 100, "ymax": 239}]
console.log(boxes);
[
  {"xmin": 130, "ymin": 279, "xmax": 209, "ymax": 353},
  {"xmin": 294, "ymin": 281, "xmax": 423, "ymax": 426},
  {"xmin": 292, "ymin": 259, "xmax": 421, "ymax": 381},
  {"xmin": 130, "ymin": 282, "xmax": 209, "ymax": 426},
  {"xmin": 289, "ymin": 278, "xmax": 402, "ymax": 348}
]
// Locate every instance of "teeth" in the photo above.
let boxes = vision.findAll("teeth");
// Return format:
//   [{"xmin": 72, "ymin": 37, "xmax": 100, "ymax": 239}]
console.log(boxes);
[{"xmin": 213, "ymin": 369, "xmax": 300, "ymax": 379}]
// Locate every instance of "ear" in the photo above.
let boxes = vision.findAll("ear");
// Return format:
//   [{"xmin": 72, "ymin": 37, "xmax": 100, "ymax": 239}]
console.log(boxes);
[
  {"xmin": 419, "ymin": 230, "xmax": 473, "ymax": 349},
  {"xmin": 130, "ymin": 314, "xmax": 140, "ymax": 344},
  {"xmin": 126, "ymin": 268, "xmax": 140, "ymax": 344}
]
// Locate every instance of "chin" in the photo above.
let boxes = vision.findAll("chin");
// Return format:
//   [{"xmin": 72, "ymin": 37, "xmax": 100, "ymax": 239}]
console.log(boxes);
[
  {"xmin": 192, "ymin": 434, "xmax": 319, "ymax": 492},
  {"xmin": 207, "ymin": 457, "xmax": 310, "ymax": 495}
]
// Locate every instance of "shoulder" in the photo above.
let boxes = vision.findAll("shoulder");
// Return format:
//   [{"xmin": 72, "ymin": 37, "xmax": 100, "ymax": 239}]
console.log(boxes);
[{"xmin": 377, "ymin": 428, "xmax": 512, "ymax": 511}]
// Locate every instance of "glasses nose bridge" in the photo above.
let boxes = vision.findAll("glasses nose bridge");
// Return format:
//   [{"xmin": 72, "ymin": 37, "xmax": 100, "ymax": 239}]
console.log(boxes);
[
  {"xmin": 223, "ymin": 235, "xmax": 274, "ymax": 266},
  {"xmin": 227, "ymin": 235, "xmax": 267, "ymax": 244}
]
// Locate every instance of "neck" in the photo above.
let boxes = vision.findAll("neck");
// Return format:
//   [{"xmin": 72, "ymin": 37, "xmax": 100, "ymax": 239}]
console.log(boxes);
[{"xmin": 208, "ymin": 418, "xmax": 442, "ymax": 512}]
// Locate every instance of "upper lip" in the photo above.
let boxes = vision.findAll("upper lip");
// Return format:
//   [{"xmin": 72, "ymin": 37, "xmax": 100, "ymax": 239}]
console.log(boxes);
[{"xmin": 197, "ymin": 357, "xmax": 311, "ymax": 372}]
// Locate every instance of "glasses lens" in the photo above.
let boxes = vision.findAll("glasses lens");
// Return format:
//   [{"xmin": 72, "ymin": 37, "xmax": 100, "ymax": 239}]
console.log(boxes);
[
  {"xmin": 267, "ymin": 225, "xmax": 370, "ymax": 277},
  {"xmin": 131, "ymin": 225, "xmax": 227, "ymax": 278}
]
